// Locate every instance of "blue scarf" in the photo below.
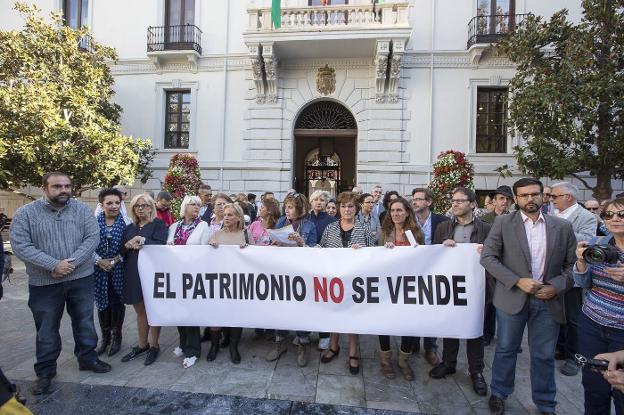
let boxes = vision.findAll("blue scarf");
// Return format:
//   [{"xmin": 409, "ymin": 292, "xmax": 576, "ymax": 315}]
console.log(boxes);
[{"xmin": 94, "ymin": 213, "xmax": 126, "ymax": 311}]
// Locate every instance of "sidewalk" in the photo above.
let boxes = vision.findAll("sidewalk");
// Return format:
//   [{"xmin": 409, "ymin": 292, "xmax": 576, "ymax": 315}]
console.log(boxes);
[{"xmin": 0, "ymin": 259, "xmax": 584, "ymax": 414}]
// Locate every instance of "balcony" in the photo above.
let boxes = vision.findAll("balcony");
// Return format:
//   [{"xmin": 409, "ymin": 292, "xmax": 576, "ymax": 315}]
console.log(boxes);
[
  {"xmin": 146, "ymin": 25, "xmax": 202, "ymax": 70},
  {"xmin": 467, "ymin": 13, "xmax": 530, "ymax": 48},
  {"xmin": 244, "ymin": 2, "xmax": 411, "ymax": 59}
]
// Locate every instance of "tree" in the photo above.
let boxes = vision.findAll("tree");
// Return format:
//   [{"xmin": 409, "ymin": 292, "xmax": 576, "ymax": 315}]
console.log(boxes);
[
  {"xmin": 499, "ymin": 0, "xmax": 624, "ymax": 200},
  {"xmin": 428, "ymin": 150, "xmax": 475, "ymax": 214},
  {"xmin": 0, "ymin": 3, "xmax": 154, "ymax": 196},
  {"xmin": 163, "ymin": 154, "xmax": 203, "ymax": 220}
]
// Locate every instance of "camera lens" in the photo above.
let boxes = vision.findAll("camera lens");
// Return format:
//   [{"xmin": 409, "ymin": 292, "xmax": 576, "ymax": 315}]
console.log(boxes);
[{"xmin": 583, "ymin": 247, "xmax": 606, "ymax": 264}]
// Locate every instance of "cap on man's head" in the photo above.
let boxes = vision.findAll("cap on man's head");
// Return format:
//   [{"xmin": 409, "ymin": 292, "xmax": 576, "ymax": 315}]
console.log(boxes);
[{"xmin": 493, "ymin": 185, "xmax": 513, "ymax": 199}]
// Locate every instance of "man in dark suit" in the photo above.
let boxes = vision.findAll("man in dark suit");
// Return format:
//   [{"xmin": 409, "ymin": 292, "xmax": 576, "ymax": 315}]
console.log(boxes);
[
  {"xmin": 198, "ymin": 184, "xmax": 213, "ymax": 222},
  {"xmin": 411, "ymin": 187, "xmax": 450, "ymax": 366},
  {"xmin": 481, "ymin": 178, "xmax": 576, "ymax": 415}
]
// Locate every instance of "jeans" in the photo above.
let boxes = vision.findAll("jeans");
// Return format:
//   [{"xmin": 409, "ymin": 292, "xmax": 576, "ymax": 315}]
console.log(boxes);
[
  {"xmin": 490, "ymin": 297, "xmax": 560, "ymax": 413},
  {"xmin": 578, "ymin": 313, "xmax": 624, "ymax": 415},
  {"xmin": 556, "ymin": 287, "xmax": 583, "ymax": 359},
  {"xmin": 442, "ymin": 336, "xmax": 485, "ymax": 374},
  {"xmin": 413, "ymin": 337, "xmax": 438, "ymax": 352},
  {"xmin": 28, "ymin": 275, "xmax": 98, "ymax": 378}
]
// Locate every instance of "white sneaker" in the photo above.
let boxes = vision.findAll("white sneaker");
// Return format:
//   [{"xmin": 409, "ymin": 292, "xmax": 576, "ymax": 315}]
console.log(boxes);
[
  {"xmin": 183, "ymin": 356, "xmax": 197, "ymax": 368},
  {"xmin": 173, "ymin": 347, "xmax": 184, "ymax": 357},
  {"xmin": 318, "ymin": 337, "xmax": 330, "ymax": 351}
]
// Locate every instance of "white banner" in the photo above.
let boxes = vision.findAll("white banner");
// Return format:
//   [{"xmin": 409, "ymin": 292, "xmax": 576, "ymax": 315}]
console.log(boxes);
[{"xmin": 138, "ymin": 244, "xmax": 485, "ymax": 338}]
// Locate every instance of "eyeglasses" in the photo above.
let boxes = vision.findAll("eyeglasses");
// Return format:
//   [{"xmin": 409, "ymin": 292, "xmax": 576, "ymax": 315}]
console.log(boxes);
[
  {"xmin": 550, "ymin": 194, "xmax": 569, "ymax": 200},
  {"xmin": 543, "ymin": 193, "xmax": 551, "ymax": 197},
  {"xmin": 601, "ymin": 210, "xmax": 624, "ymax": 220},
  {"xmin": 516, "ymin": 192, "xmax": 542, "ymax": 199},
  {"xmin": 451, "ymin": 199, "xmax": 469, "ymax": 205},
  {"xmin": 134, "ymin": 204, "xmax": 150, "ymax": 210},
  {"xmin": 587, "ymin": 207, "xmax": 599, "ymax": 212}
]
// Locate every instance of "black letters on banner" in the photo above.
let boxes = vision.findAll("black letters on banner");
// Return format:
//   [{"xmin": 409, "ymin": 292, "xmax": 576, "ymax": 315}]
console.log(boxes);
[
  {"xmin": 193, "ymin": 273, "xmax": 206, "ymax": 299},
  {"xmin": 387, "ymin": 276, "xmax": 400, "ymax": 304},
  {"xmin": 165, "ymin": 273, "xmax": 176, "ymax": 298},
  {"xmin": 418, "ymin": 275, "xmax": 434, "ymax": 304},
  {"xmin": 182, "ymin": 273, "xmax": 193, "ymax": 299},
  {"xmin": 403, "ymin": 275, "xmax": 417, "ymax": 305},
  {"xmin": 352, "ymin": 278, "xmax": 365, "ymax": 303},
  {"xmin": 153, "ymin": 272, "xmax": 165, "ymax": 298},
  {"xmin": 435, "ymin": 275, "xmax": 450, "ymax": 305},
  {"xmin": 366, "ymin": 277, "xmax": 379, "ymax": 303},
  {"xmin": 452, "ymin": 275, "xmax": 468, "ymax": 306},
  {"xmin": 292, "ymin": 276, "xmax": 306, "ymax": 301},
  {"xmin": 256, "ymin": 273, "xmax": 269, "ymax": 300},
  {"xmin": 205, "ymin": 273, "xmax": 217, "ymax": 298}
]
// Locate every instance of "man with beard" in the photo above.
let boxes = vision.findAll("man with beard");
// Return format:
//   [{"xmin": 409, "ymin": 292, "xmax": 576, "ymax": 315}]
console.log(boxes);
[
  {"xmin": 481, "ymin": 178, "xmax": 576, "ymax": 415},
  {"xmin": 10, "ymin": 172, "xmax": 109, "ymax": 396}
]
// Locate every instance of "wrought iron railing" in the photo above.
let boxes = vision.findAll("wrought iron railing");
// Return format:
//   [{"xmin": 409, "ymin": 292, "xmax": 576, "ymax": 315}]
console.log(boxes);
[
  {"xmin": 467, "ymin": 13, "xmax": 531, "ymax": 49},
  {"xmin": 147, "ymin": 24, "xmax": 202, "ymax": 54},
  {"xmin": 78, "ymin": 34, "xmax": 93, "ymax": 53}
]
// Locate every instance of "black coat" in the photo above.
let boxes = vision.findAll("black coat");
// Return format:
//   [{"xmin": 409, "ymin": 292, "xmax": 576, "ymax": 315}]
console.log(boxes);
[{"xmin": 200, "ymin": 205, "xmax": 213, "ymax": 223}]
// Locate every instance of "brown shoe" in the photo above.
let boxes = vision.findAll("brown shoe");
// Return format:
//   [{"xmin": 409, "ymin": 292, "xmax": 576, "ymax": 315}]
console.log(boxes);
[
  {"xmin": 397, "ymin": 350, "xmax": 414, "ymax": 381},
  {"xmin": 425, "ymin": 350, "xmax": 440, "ymax": 366},
  {"xmin": 379, "ymin": 350, "xmax": 396, "ymax": 379}
]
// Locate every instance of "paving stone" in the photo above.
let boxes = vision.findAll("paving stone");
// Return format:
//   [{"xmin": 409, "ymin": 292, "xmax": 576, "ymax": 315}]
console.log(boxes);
[{"xmin": 316, "ymin": 373, "xmax": 366, "ymax": 407}]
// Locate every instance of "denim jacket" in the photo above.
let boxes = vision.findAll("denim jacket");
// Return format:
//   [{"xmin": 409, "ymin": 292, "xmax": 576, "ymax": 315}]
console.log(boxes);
[{"xmin": 275, "ymin": 216, "xmax": 317, "ymax": 247}]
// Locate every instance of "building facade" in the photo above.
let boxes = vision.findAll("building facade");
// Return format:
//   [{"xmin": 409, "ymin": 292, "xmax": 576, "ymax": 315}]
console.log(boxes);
[{"xmin": 2, "ymin": 0, "xmax": 618, "ymax": 213}]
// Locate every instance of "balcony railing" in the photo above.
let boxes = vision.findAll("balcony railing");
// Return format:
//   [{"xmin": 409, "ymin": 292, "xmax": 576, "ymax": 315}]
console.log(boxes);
[
  {"xmin": 467, "ymin": 13, "xmax": 530, "ymax": 49},
  {"xmin": 247, "ymin": 2, "xmax": 409, "ymax": 32},
  {"xmin": 78, "ymin": 34, "xmax": 93, "ymax": 53},
  {"xmin": 147, "ymin": 24, "xmax": 202, "ymax": 54}
]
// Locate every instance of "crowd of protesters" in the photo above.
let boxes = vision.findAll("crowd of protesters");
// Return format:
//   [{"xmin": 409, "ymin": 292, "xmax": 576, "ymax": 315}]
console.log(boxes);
[{"xmin": 2, "ymin": 171, "xmax": 624, "ymax": 415}]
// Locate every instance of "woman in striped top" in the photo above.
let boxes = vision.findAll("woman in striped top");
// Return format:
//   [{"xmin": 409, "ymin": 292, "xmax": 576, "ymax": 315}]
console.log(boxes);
[
  {"xmin": 574, "ymin": 197, "xmax": 624, "ymax": 415},
  {"xmin": 319, "ymin": 191, "xmax": 373, "ymax": 375}
]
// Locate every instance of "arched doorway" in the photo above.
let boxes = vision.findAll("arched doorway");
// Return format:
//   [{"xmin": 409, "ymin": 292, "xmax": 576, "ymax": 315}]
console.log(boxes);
[{"xmin": 293, "ymin": 101, "xmax": 357, "ymax": 199}]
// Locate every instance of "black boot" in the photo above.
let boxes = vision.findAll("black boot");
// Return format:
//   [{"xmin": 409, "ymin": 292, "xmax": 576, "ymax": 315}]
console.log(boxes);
[
  {"xmin": 95, "ymin": 309, "xmax": 111, "ymax": 356},
  {"xmin": 108, "ymin": 306, "xmax": 125, "ymax": 357},
  {"xmin": 229, "ymin": 327, "xmax": 242, "ymax": 364},
  {"xmin": 220, "ymin": 328, "xmax": 230, "ymax": 348},
  {"xmin": 206, "ymin": 330, "xmax": 220, "ymax": 361}
]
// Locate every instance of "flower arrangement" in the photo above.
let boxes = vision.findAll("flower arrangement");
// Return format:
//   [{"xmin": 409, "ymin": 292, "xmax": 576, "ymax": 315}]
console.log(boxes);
[
  {"xmin": 163, "ymin": 153, "xmax": 203, "ymax": 220},
  {"xmin": 428, "ymin": 150, "xmax": 475, "ymax": 214}
]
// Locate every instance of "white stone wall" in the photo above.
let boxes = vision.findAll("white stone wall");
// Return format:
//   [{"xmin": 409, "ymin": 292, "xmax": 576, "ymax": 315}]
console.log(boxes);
[{"xmin": 2, "ymin": 0, "xmax": 623, "ymax": 215}]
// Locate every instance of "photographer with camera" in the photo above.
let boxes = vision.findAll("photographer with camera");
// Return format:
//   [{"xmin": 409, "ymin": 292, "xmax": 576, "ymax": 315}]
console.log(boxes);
[{"xmin": 574, "ymin": 197, "xmax": 624, "ymax": 415}]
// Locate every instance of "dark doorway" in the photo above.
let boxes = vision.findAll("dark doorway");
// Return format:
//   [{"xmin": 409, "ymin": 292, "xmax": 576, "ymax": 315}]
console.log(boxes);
[{"xmin": 293, "ymin": 101, "xmax": 357, "ymax": 199}]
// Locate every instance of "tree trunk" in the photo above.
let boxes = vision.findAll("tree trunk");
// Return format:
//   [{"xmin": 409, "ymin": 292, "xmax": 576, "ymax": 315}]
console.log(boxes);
[{"xmin": 593, "ymin": 169, "xmax": 613, "ymax": 201}]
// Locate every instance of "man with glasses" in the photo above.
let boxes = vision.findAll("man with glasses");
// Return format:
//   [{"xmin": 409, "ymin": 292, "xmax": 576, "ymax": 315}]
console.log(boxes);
[
  {"xmin": 429, "ymin": 187, "xmax": 492, "ymax": 396},
  {"xmin": 371, "ymin": 185, "xmax": 384, "ymax": 218},
  {"xmin": 481, "ymin": 178, "xmax": 576, "ymax": 415},
  {"xmin": 550, "ymin": 182, "xmax": 597, "ymax": 376},
  {"xmin": 10, "ymin": 172, "xmax": 110, "ymax": 396},
  {"xmin": 586, "ymin": 199, "xmax": 610, "ymax": 236},
  {"xmin": 410, "ymin": 188, "xmax": 450, "ymax": 366}
]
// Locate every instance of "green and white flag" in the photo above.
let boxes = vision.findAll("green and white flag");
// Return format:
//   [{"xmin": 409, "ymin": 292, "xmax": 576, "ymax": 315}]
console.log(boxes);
[{"xmin": 272, "ymin": 0, "xmax": 281, "ymax": 29}]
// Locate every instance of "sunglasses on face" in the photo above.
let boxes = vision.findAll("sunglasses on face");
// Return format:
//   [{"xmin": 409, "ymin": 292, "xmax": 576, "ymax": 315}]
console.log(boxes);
[
  {"xmin": 601, "ymin": 210, "xmax": 624, "ymax": 220},
  {"xmin": 587, "ymin": 207, "xmax": 599, "ymax": 211}
]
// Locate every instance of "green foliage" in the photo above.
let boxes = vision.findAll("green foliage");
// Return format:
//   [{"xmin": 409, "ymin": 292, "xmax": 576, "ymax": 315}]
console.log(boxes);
[
  {"xmin": 0, "ymin": 3, "xmax": 154, "ymax": 195},
  {"xmin": 498, "ymin": 0, "xmax": 624, "ymax": 200}
]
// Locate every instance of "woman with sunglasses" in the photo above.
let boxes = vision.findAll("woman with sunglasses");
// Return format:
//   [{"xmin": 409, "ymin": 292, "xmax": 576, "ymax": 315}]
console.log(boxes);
[
  {"xmin": 120, "ymin": 194, "xmax": 168, "ymax": 366},
  {"xmin": 319, "ymin": 191, "xmax": 374, "ymax": 375},
  {"xmin": 167, "ymin": 195, "xmax": 212, "ymax": 369},
  {"xmin": 574, "ymin": 198, "xmax": 624, "ymax": 414},
  {"xmin": 266, "ymin": 192, "xmax": 317, "ymax": 367}
]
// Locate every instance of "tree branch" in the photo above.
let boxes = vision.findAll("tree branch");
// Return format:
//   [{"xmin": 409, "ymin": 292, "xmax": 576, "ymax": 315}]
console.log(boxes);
[{"xmin": 570, "ymin": 173, "xmax": 593, "ymax": 190}]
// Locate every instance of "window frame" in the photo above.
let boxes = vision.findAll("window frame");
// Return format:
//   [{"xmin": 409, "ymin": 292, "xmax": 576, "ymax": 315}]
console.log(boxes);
[
  {"xmin": 475, "ymin": 86, "xmax": 509, "ymax": 154},
  {"xmin": 164, "ymin": 90, "xmax": 192, "ymax": 150},
  {"xmin": 62, "ymin": 0, "xmax": 89, "ymax": 29}
]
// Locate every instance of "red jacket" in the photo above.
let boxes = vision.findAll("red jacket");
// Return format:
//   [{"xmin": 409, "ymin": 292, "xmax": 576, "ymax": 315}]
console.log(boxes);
[{"xmin": 156, "ymin": 208, "xmax": 174, "ymax": 227}]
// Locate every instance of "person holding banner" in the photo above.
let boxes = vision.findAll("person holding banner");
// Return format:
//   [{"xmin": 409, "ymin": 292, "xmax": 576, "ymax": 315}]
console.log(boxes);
[
  {"xmin": 377, "ymin": 197, "xmax": 423, "ymax": 381},
  {"xmin": 207, "ymin": 203, "xmax": 255, "ymax": 364},
  {"xmin": 120, "ymin": 194, "xmax": 168, "ymax": 366},
  {"xmin": 93, "ymin": 188, "xmax": 127, "ymax": 358},
  {"xmin": 167, "ymin": 195, "xmax": 212, "ymax": 369},
  {"xmin": 481, "ymin": 178, "xmax": 576, "ymax": 415},
  {"xmin": 267, "ymin": 193, "xmax": 316, "ymax": 367},
  {"xmin": 320, "ymin": 191, "xmax": 374, "ymax": 375},
  {"xmin": 429, "ymin": 187, "xmax": 491, "ymax": 397}
]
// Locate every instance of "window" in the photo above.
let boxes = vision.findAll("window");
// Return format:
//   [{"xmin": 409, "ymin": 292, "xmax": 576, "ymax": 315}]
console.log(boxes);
[
  {"xmin": 165, "ymin": 0, "xmax": 195, "ymax": 46},
  {"xmin": 476, "ymin": 87, "xmax": 508, "ymax": 153},
  {"xmin": 165, "ymin": 91, "xmax": 191, "ymax": 149},
  {"xmin": 63, "ymin": 0, "xmax": 88, "ymax": 29},
  {"xmin": 308, "ymin": 0, "xmax": 349, "ymax": 5},
  {"xmin": 477, "ymin": 0, "xmax": 516, "ymax": 35}
]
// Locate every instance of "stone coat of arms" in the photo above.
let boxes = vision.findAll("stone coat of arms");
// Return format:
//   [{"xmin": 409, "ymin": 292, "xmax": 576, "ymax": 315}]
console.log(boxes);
[{"xmin": 316, "ymin": 64, "xmax": 336, "ymax": 96}]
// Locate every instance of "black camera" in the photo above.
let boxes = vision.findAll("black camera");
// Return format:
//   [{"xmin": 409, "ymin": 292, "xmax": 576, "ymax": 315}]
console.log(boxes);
[{"xmin": 583, "ymin": 244, "xmax": 620, "ymax": 265}]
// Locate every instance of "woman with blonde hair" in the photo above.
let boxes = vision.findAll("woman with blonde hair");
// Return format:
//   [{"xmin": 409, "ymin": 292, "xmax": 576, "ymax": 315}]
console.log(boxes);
[
  {"xmin": 377, "ymin": 197, "xmax": 424, "ymax": 381},
  {"xmin": 319, "ymin": 192, "xmax": 374, "ymax": 375},
  {"xmin": 167, "ymin": 195, "xmax": 212, "ymax": 368},
  {"xmin": 120, "ymin": 194, "xmax": 168, "ymax": 366},
  {"xmin": 207, "ymin": 203, "xmax": 255, "ymax": 364}
]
